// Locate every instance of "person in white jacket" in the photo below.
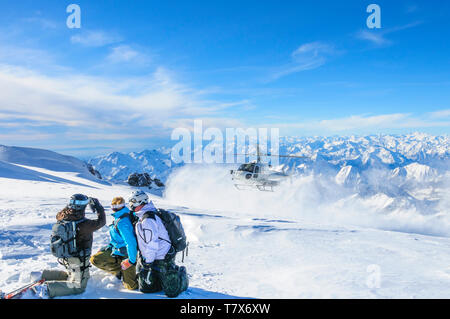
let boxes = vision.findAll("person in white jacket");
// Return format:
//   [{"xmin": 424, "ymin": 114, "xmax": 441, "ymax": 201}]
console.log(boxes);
[
  {"xmin": 134, "ymin": 200, "xmax": 172, "ymax": 263},
  {"xmin": 128, "ymin": 190, "xmax": 186, "ymax": 297}
]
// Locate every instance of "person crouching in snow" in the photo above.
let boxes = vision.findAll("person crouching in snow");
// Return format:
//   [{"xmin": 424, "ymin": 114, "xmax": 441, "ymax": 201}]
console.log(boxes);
[
  {"xmin": 128, "ymin": 190, "xmax": 188, "ymax": 298},
  {"xmin": 30, "ymin": 194, "xmax": 106, "ymax": 298},
  {"xmin": 90, "ymin": 197, "xmax": 138, "ymax": 290}
]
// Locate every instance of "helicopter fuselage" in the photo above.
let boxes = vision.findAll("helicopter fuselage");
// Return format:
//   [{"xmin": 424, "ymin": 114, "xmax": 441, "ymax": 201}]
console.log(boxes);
[{"xmin": 230, "ymin": 162, "xmax": 288, "ymax": 191}]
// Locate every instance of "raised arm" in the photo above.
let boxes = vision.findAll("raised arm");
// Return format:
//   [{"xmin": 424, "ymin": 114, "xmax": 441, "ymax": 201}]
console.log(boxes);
[{"xmin": 83, "ymin": 198, "xmax": 106, "ymax": 232}]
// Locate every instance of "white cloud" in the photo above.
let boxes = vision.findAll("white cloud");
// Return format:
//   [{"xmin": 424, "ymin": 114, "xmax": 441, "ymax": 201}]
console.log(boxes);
[
  {"xmin": 0, "ymin": 64, "xmax": 242, "ymax": 140},
  {"xmin": 0, "ymin": 131, "xmax": 55, "ymax": 141},
  {"xmin": 270, "ymin": 42, "xmax": 336, "ymax": 80},
  {"xmin": 268, "ymin": 112, "xmax": 450, "ymax": 135},
  {"xmin": 70, "ymin": 30, "xmax": 122, "ymax": 47},
  {"xmin": 22, "ymin": 17, "xmax": 57, "ymax": 29},
  {"xmin": 356, "ymin": 22, "xmax": 422, "ymax": 47},
  {"xmin": 429, "ymin": 109, "xmax": 450, "ymax": 119},
  {"xmin": 0, "ymin": 45, "xmax": 56, "ymax": 69},
  {"xmin": 356, "ymin": 30, "xmax": 390, "ymax": 46},
  {"xmin": 164, "ymin": 117, "xmax": 245, "ymax": 131},
  {"xmin": 106, "ymin": 45, "xmax": 149, "ymax": 64},
  {"xmin": 292, "ymin": 42, "xmax": 335, "ymax": 60}
]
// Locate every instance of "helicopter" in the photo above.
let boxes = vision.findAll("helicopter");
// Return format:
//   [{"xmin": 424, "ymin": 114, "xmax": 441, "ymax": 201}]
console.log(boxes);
[{"xmin": 230, "ymin": 145, "xmax": 308, "ymax": 192}]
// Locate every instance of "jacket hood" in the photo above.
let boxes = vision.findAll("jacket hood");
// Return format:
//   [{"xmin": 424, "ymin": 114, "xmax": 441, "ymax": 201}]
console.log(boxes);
[{"xmin": 56, "ymin": 206, "xmax": 85, "ymax": 222}]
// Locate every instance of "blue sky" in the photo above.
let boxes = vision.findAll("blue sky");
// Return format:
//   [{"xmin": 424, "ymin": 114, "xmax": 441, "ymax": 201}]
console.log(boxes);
[{"xmin": 0, "ymin": 0, "xmax": 449, "ymax": 156}]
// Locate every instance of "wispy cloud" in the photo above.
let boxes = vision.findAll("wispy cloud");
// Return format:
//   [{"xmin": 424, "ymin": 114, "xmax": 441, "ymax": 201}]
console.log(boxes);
[
  {"xmin": 429, "ymin": 109, "xmax": 450, "ymax": 119},
  {"xmin": 107, "ymin": 45, "xmax": 138, "ymax": 62},
  {"xmin": 356, "ymin": 30, "xmax": 390, "ymax": 46},
  {"xmin": 0, "ymin": 130, "xmax": 55, "ymax": 141},
  {"xmin": 268, "ymin": 111, "xmax": 450, "ymax": 135},
  {"xmin": 70, "ymin": 30, "xmax": 122, "ymax": 47},
  {"xmin": 106, "ymin": 45, "xmax": 151, "ymax": 65},
  {"xmin": 270, "ymin": 42, "xmax": 336, "ymax": 80},
  {"xmin": 22, "ymin": 17, "xmax": 57, "ymax": 29},
  {"xmin": 0, "ymin": 45, "xmax": 58, "ymax": 70},
  {"xmin": 0, "ymin": 63, "xmax": 245, "ymax": 146},
  {"xmin": 356, "ymin": 21, "xmax": 423, "ymax": 47}
]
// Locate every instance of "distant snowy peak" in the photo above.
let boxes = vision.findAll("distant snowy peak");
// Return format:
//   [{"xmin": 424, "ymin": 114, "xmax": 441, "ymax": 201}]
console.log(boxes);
[
  {"xmin": 89, "ymin": 149, "xmax": 177, "ymax": 182},
  {"xmin": 391, "ymin": 167, "xmax": 408, "ymax": 179},
  {"xmin": 335, "ymin": 165, "xmax": 360, "ymax": 185},
  {"xmin": 403, "ymin": 163, "xmax": 438, "ymax": 182}
]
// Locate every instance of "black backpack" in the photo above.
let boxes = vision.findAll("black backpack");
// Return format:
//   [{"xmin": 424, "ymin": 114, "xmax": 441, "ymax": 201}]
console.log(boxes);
[
  {"xmin": 142, "ymin": 209, "xmax": 187, "ymax": 253},
  {"xmin": 50, "ymin": 218, "xmax": 88, "ymax": 258}
]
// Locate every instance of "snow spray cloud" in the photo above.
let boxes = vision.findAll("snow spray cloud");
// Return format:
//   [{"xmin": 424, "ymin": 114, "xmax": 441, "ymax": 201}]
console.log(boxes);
[
  {"xmin": 164, "ymin": 164, "xmax": 450, "ymax": 237},
  {"xmin": 170, "ymin": 120, "xmax": 280, "ymax": 165}
]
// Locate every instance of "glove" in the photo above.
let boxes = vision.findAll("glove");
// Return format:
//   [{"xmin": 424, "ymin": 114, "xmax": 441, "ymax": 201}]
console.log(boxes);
[
  {"xmin": 89, "ymin": 198, "xmax": 102, "ymax": 212},
  {"xmin": 121, "ymin": 259, "xmax": 136, "ymax": 271},
  {"xmin": 88, "ymin": 198, "xmax": 96, "ymax": 212}
]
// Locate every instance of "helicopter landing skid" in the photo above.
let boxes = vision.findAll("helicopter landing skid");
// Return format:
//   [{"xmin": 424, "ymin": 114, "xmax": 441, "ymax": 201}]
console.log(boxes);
[{"xmin": 234, "ymin": 184, "xmax": 275, "ymax": 192}]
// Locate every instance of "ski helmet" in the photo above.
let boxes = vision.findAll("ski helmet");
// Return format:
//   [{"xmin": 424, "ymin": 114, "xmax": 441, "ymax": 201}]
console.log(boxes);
[
  {"xmin": 128, "ymin": 190, "xmax": 148, "ymax": 210},
  {"xmin": 68, "ymin": 194, "xmax": 89, "ymax": 211}
]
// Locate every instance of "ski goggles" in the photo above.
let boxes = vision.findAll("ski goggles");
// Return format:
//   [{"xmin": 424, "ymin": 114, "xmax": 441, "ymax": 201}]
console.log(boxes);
[
  {"xmin": 69, "ymin": 199, "xmax": 90, "ymax": 206},
  {"xmin": 111, "ymin": 203, "xmax": 125, "ymax": 209}
]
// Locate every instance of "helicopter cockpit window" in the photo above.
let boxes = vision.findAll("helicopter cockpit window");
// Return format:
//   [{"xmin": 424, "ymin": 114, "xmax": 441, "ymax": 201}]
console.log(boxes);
[{"xmin": 238, "ymin": 163, "xmax": 255, "ymax": 173}]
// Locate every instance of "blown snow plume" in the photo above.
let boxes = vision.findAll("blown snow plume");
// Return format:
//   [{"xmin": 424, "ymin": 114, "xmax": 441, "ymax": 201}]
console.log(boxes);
[{"xmin": 164, "ymin": 162, "xmax": 450, "ymax": 237}]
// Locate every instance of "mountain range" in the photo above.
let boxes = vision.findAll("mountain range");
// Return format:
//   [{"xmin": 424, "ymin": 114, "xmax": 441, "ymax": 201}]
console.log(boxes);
[{"xmin": 88, "ymin": 133, "xmax": 449, "ymax": 186}]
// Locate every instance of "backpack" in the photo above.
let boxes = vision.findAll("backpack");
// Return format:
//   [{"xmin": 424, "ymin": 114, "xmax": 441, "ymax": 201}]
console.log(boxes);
[
  {"xmin": 50, "ymin": 218, "xmax": 88, "ymax": 258},
  {"xmin": 142, "ymin": 209, "xmax": 187, "ymax": 253},
  {"xmin": 162, "ymin": 264, "xmax": 189, "ymax": 298}
]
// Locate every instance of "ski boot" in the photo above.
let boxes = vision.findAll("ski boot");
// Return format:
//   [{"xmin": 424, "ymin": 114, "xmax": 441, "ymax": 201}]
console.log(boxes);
[{"xmin": 31, "ymin": 284, "xmax": 49, "ymax": 299}]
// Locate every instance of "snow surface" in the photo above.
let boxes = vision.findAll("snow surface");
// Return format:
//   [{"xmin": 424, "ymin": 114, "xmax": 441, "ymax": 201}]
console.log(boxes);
[
  {"xmin": 1, "ymin": 140, "xmax": 450, "ymax": 298},
  {"xmin": 0, "ymin": 164, "xmax": 239, "ymax": 299}
]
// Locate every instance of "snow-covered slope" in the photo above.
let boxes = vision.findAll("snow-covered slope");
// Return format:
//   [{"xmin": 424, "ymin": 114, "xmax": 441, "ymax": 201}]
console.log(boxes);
[
  {"xmin": 0, "ymin": 145, "xmax": 107, "ymax": 184},
  {"xmin": 0, "ymin": 147, "xmax": 238, "ymax": 299}
]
